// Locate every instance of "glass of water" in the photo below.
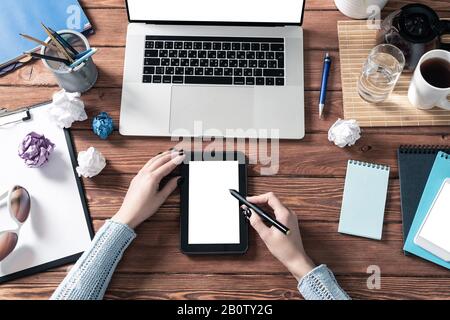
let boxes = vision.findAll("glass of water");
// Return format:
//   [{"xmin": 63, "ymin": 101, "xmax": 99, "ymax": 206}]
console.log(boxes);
[{"xmin": 358, "ymin": 44, "xmax": 405, "ymax": 103}]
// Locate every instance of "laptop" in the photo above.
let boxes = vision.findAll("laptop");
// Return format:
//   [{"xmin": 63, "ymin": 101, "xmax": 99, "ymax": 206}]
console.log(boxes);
[{"xmin": 120, "ymin": 0, "xmax": 306, "ymax": 139}]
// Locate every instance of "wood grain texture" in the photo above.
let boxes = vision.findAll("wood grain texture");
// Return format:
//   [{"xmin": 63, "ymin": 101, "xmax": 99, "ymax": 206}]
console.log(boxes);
[
  {"xmin": 0, "ymin": 49, "xmax": 341, "ymax": 91},
  {"xmin": 70, "ymin": 131, "xmax": 450, "ymax": 176},
  {"xmin": 3, "ymin": 270, "xmax": 450, "ymax": 300},
  {"xmin": 2, "ymin": 272, "xmax": 450, "ymax": 300},
  {"xmin": 78, "ymin": 0, "xmax": 450, "ymax": 11},
  {"xmin": 83, "ymin": 175, "xmax": 402, "ymax": 223},
  {"xmin": 2, "ymin": 87, "xmax": 450, "ymax": 135},
  {"xmin": 86, "ymin": 220, "xmax": 447, "ymax": 277},
  {"xmin": 1, "ymin": 0, "xmax": 450, "ymax": 300}
]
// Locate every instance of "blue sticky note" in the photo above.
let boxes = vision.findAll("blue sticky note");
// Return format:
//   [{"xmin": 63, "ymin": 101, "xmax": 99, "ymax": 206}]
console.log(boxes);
[
  {"xmin": 338, "ymin": 160, "xmax": 390, "ymax": 240},
  {"xmin": 0, "ymin": 0, "xmax": 92, "ymax": 66},
  {"xmin": 404, "ymin": 152, "xmax": 450, "ymax": 270}
]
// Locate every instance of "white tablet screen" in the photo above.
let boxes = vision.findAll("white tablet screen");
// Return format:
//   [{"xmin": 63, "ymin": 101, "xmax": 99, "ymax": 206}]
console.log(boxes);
[
  {"xmin": 188, "ymin": 161, "xmax": 240, "ymax": 244},
  {"xmin": 418, "ymin": 181, "xmax": 450, "ymax": 252}
]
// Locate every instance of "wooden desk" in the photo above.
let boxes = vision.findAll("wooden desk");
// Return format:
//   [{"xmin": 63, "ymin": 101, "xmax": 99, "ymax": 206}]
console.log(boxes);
[{"xmin": 1, "ymin": 0, "xmax": 450, "ymax": 300}]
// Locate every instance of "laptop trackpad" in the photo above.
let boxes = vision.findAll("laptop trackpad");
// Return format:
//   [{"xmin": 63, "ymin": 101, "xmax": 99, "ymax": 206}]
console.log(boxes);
[{"xmin": 170, "ymin": 86, "xmax": 255, "ymax": 135}]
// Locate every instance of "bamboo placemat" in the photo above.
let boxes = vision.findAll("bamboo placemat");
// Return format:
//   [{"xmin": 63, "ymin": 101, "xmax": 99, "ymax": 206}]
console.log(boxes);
[{"xmin": 338, "ymin": 20, "xmax": 450, "ymax": 127}]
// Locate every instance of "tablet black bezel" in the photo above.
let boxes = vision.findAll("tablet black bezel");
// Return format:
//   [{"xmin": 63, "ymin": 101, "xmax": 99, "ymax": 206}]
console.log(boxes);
[{"xmin": 180, "ymin": 151, "xmax": 248, "ymax": 254}]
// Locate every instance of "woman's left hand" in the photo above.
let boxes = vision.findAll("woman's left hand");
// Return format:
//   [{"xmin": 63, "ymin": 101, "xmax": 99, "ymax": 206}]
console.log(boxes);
[{"xmin": 112, "ymin": 149, "xmax": 185, "ymax": 229}]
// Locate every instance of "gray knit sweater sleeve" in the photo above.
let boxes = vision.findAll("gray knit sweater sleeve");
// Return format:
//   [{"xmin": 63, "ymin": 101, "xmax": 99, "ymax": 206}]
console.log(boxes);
[
  {"xmin": 51, "ymin": 220, "xmax": 136, "ymax": 300},
  {"xmin": 298, "ymin": 264, "xmax": 351, "ymax": 300}
]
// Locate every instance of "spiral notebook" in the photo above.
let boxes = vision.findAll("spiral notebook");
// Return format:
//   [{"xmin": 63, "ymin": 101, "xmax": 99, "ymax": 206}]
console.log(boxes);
[
  {"xmin": 397, "ymin": 146, "xmax": 450, "ymax": 246},
  {"xmin": 404, "ymin": 152, "xmax": 450, "ymax": 269},
  {"xmin": 338, "ymin": 160, "xmax": 390, "ymax": 240}
]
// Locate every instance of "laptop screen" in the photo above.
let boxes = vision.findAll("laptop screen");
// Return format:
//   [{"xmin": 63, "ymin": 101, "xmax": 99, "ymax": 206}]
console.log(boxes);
[{"xmin": 126, "ymin": 0, "xmax": 305, "ymax": 25}]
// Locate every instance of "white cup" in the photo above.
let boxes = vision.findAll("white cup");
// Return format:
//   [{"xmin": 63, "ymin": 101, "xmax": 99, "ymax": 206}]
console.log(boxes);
[
  {"xmin": 408, "ymin": 50, "xmax": 450, "ymax": 110},
  {"xmin": 334, "ymin": 0, "xmax": 388, "ymax": 19}
]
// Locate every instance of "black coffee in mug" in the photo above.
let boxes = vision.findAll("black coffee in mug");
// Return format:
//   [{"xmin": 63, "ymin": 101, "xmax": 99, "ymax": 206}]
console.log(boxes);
[{"xmin": 420, "ymin": 58, "xmax": 450, "ymax": 89}]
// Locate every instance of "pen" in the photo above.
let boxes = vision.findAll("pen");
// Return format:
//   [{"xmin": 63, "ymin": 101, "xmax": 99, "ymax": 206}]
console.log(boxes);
[
  {"xmin": 319, "ymin": 52, "xmax": 332, "ymax": 119},
  {"xmin": 40, "ymin": 23, "xmax": 74, "ymax": 63},
  {"xmin": 25, "ymin": 52, "xmax": 71, "ymax": 65},
  {"xmin": 229, "ymin": 189, "xmax": 290, "ymax": 235},
  {"xmin": 69, "ymin": 48, "xmax": 98, "ymax": 69},
  {"xmin": 47, "ymin": 26, "xmax": 79, "ymax": 56},
  {"xmin": 74, "ymin": 48, "xmax": 92, "ymax": 60}
]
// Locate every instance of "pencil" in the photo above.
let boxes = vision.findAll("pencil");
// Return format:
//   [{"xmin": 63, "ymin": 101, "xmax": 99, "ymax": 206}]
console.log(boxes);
[
  {"xmin": 20, "ymin": 33, "xmax": 49, "ymax": 47},
  {"xmin": 40, "ymin": 23, "xmax": 74, "ymax": 63},
  {"xmin": 47, "ymin": 27, "xmax": 78, "ymax": 56}
]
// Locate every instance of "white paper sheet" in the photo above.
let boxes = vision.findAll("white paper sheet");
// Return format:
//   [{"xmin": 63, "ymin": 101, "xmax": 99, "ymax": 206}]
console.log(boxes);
[
  {"xmin": 0, "ymin": 103, "xmax": 92, "ymax": 277},
  {"xmin": 188, "ymin": 161, "xmax": 240, "ymax": 244},
  {"xmin": 418, "ymin": 181, "xmax": 450, "ymax": 253}
]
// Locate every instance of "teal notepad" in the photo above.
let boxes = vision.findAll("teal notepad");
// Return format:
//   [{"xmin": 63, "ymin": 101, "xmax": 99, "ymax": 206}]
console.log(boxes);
[
  {"xmin": 404, "ymin": 152, "xmax": 450, "ymax": 269},
  {"xmin": 338, "ymin": 160, "xmax": 390, "ymax": 240}
]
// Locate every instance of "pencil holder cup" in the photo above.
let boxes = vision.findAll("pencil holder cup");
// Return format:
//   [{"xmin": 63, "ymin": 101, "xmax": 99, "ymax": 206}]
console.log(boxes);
[{"xmin": 41, "ymin": 30, "xmax": 98, "ymax": 93}]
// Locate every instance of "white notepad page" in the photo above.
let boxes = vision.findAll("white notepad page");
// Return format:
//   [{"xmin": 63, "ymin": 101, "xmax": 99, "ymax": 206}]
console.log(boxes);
[
  {"xmin": 0, "ymin": 104, "xmax": 92, "ymax": 277},
  {"xmin": 418, "ymin": 180, "xmax": 450, "ymax": 253},
  {"xmin": 188, "ymin": 161, "xmax": 240, "ymax": 244}
]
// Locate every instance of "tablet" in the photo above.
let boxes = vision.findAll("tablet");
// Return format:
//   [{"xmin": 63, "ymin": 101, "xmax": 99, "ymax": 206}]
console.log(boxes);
[
  {"xmin": 414, "ymin": 178, "xmax": 450, "ymax": 262},
  {"xmin": 179, "ymin": 151, "xmax": 248, "ymax": 254}
]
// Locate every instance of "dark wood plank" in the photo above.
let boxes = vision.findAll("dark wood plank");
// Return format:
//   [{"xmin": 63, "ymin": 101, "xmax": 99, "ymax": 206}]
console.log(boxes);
[
  {"xmin": 0, "ymin": 48, "xmax": 341, "ymax": 91},
  {"xmin": 2, "ymin": 0, "xmax": 450, "ymax": 301},
  {"xmin": 70, "ymin": 131, "xmax": 450, "ymax": 176},
  {"xmin": 79, "ymin": 0, "xmax": 450, "ymax": 12},
  {"xmin": 83, "ymin": 175, "xmax": 402, "ymax": 224},
  {"xmin": 2, "ymin": 86, "xmax": 450, "ymax": 135},
  {"xmin": 76, "ymin": 220, "xmax": 448, "ymax": 277},
  {"xmin": 3, "ymin": 272, "xmax": 450, "ymax": 300}
]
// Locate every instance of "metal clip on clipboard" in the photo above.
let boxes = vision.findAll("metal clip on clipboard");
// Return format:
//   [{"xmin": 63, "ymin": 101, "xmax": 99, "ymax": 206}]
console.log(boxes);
[
  {"xmin": 0, "ymin": 108, "xmax": 31, "ymax": 127},
  {"xmin": 0, "ymin": 101, "xmax": 51, "ymax": 127}
]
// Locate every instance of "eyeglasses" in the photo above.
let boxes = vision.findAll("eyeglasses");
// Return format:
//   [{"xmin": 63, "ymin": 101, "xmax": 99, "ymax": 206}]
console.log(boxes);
[{"xmin": 0, "ymin": 186, "xmax": 31, "ymax": 262}]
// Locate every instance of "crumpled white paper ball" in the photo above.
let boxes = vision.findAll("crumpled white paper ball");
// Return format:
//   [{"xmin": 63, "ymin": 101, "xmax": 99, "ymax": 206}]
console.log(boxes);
[
  {"xmin": 48, "ymin": 89, "xmax": 87, "ymax": 128},
  {"xmin": 76, "ymin": 147, "xmax": 106, "ymax": 178},
  {"xmin": 328, "ymin": 118, "xmax": 361, "ymax": 148}
]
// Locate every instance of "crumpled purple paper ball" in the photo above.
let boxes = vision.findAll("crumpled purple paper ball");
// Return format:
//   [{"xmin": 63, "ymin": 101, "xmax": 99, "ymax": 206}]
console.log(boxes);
[
  {"xmin": 18, "ymin": 132, "xmax": 55, "ymax": 168},
  {"xmin": 92, "ymin": 112, "xmax": 114, "ymax": 140}
]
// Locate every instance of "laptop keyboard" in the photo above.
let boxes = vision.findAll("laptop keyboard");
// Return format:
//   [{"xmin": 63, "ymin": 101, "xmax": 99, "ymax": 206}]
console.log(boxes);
[{"xmin": 142, "ymin": 36, "xmax": 285, "ymax": 86}]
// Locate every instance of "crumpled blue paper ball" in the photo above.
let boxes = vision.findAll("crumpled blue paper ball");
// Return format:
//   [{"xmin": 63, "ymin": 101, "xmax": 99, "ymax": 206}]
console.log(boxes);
[{"xmin": 92, "ymin": 112, "xmax": 114, "ymax": 139}]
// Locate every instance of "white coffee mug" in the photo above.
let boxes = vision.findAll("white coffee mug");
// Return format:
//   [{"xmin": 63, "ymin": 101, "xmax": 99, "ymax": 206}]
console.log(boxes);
[
  {"xmin": 408, "ymin": 50, "xmax": 450, "ymax": 110},
  {"xmin": 334, "ymin": 0, "xmax": 388, "ymax": 19}
]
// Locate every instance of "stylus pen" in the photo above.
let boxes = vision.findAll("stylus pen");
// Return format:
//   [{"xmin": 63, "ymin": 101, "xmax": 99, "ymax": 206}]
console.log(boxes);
[
  {"xmin": 229, "ymin": 189, "xmax": 290, "ymax": 235},
  {"xmin": 319, "ymin": 52, "xmax": 332, "ymax": 119}
]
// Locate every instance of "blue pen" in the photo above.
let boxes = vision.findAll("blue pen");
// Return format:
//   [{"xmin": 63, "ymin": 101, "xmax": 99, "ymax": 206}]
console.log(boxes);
[
  {"xmin": 319, "ymin": 52, "xmax": 332, "ymax": 119},
  {"xmin": 74, "ymin": 49, "xmax": 92, "ymax": 60},
  {"xmin": 69, "ymin": 48, "xmax": 98, "ymax": 69}
]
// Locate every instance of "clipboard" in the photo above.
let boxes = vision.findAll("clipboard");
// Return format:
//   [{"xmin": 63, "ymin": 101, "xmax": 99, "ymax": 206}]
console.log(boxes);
[
  {"xmin": 179, "ymin": 151, "xmax": 248, "ymax": 255},
  {"xmin": 0, "ymin": 102, "xmax": 94, "ymax": 283}
]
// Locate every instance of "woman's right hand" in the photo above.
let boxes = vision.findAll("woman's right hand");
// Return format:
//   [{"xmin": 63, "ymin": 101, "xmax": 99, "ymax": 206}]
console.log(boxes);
[{"xmin": 246, "ymin": 192, "xmax": 316, "ymax": 281}]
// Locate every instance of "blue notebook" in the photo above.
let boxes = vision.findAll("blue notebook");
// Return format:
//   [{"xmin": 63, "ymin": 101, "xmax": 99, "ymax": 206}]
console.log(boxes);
[
  {"xmin": 338, "ymin": 160, "xmax": 390, "ymax": 240},
  {"xmin": 0, "ymin": 0, "xmax": 92, "ymax": 71},
  {"xmin": 404, "ymin": 152, "xmax": 450, "ymax": 270}
]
